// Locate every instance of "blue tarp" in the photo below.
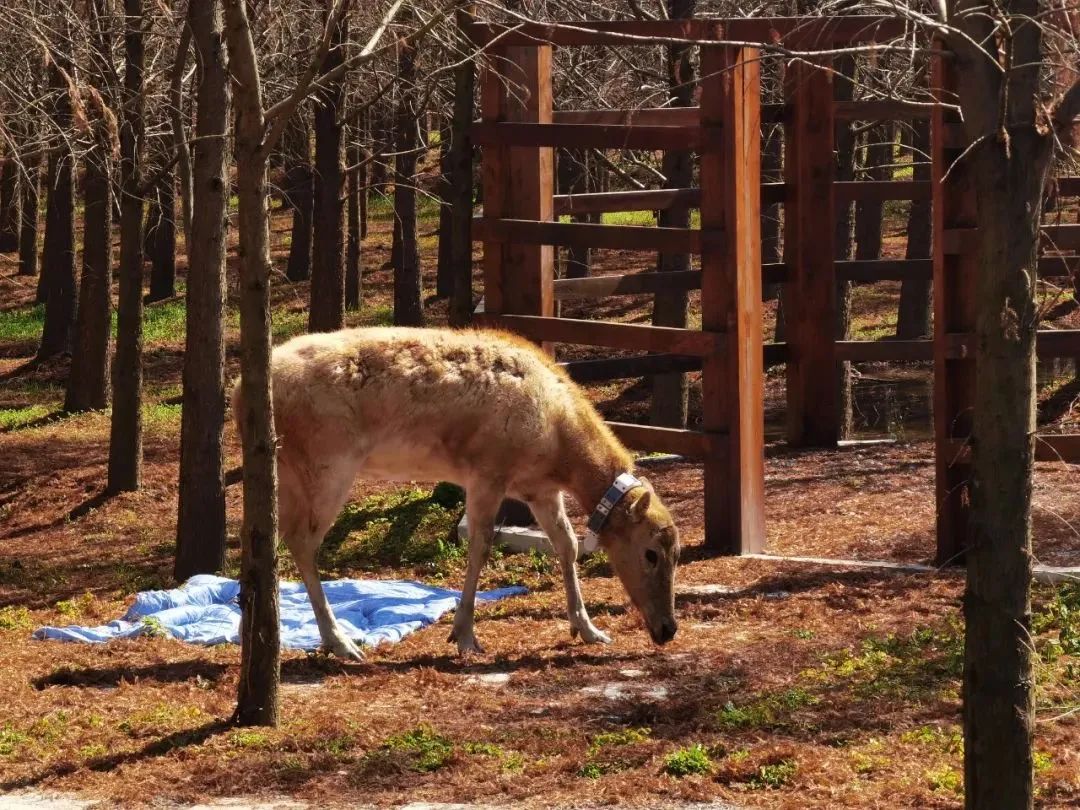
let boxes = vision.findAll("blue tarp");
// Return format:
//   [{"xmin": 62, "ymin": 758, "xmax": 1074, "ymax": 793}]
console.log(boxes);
[{"xmin": 32, "ymin": 575, "xmax": 527, "ymax": 650}]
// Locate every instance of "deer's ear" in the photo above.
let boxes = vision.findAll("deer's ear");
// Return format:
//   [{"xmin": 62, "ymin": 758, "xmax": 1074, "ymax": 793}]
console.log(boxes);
[
  {"xmin": 629, "ymin": 489, "xmax": 652, "ymax": 521},
  {"xmin": 638, "ymin": 475, "xmax": 655, "ymax": 493}
]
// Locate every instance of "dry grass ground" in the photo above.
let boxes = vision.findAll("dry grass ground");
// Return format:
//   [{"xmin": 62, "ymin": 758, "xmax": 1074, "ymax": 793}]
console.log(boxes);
[{"xmin": 0, "ymin": 197, "xmax": 1077, "ymax": 808}]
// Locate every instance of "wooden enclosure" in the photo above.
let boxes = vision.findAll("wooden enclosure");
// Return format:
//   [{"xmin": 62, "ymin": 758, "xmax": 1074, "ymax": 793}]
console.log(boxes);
[{"xmin": 466, "ymin": 16, "xmax": 1080, "ymax": 563}]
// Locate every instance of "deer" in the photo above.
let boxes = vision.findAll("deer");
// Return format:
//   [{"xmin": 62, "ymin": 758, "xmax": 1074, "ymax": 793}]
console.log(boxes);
[{"xmin": 234, "ymin": 326, "xmax": 680, "ymax": 660}]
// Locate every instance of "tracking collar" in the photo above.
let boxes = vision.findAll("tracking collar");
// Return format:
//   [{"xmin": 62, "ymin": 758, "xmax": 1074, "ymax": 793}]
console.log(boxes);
[{"xmin": 582, "ymin": 473, "xmax": 643, "ymax": 554}]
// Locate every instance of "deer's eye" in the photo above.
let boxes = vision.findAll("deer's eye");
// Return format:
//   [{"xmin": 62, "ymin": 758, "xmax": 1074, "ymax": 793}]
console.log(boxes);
[{"xmin": 645, "ymin": 549, "xmax": 659, "ymax": 567}]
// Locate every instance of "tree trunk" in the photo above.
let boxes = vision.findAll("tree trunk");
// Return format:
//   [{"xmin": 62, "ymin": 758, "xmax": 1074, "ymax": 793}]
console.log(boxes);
[
  {"xmin": 897, "ymin": 120, "xmax": 932, "ymax": 339},
  {"xmin": 146, "ymin": 175, "xmax": 177, "ymax": 302},
  {"xmin": 308, "ymin": 5, "xmax": 346, "ymax": 333},
  {"xmin": 446, "ymin": 13, "xmax": 475, "ymax": 327},
  {"xmin": 64, "ymin": 143, "xmax": 112, "ymax": 412},
  {"xmin": 0, "ymin": 156, "xmax": 18, "ymax": 252},
  {"xmin": 37, "ymin": 59, "xmax": 77, "ymax": 359},
  {"xmin": 435, "ymin": 117, "xmax": 454, "ymax": 299},
  {"xmin": 559, "ymin": 149, "xmax": 591, "ymax": 279},
  {"xmin": 176, "ymin": 0, "xmax": 230, "ymax": 583},
  {"xmin": 833, "ymin": 55, "xmax": 857, "ymax": 440},
  {"xmin": 963, "ymin": 129, "xmax": 1046, "ymax": 810},
  {"xmin": 650, "ymin": 0, "xmax": 695, "ymax": 429},
  {"xmin": 107, "ymin": 0, "xmax": 147, "ymax": 494},
  {"xmin": 170, "ymin": 22, "xmax": 194, "ymax": 249},
  {"xmin": 392, "ymin": 19, "xmax": 422, "ymax": 326},
  {"xmin": 222, "ymin": 0, "xmax": 280, "ymax": 728},
  {"xmin": 283, "ymin": 113, "xmax": 313, "ymax": 283},
  {"xmin": 854, "ymin": 123, "xmax": 892, "ymax": 260},
  {"xmin": 17, "ymin": 155, "xmax": 40, "ymax": 277},
  {"xmin": 345, "ymin": 115, "xmax": 362, "ymax": 310}
]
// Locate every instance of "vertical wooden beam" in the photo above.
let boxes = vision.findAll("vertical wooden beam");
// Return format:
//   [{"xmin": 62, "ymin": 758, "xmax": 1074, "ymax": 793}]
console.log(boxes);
[
  {"xmin": 479, "ymin": 45, "xmax": 554, "ymax": 333},
  {"xmin": 478, "ymin": 45, "xmax": 555, "ymax": 528},
  {"xmin": 931, "ymin": 43, "xmax": 976, "ymax": 565},
  {"xmin": 783, "ymin": 58, "xmax": 838, "ymax": 446},
  {"xmin": 700, "ymin": 45, "xmax": 765, "ymax": 554}
]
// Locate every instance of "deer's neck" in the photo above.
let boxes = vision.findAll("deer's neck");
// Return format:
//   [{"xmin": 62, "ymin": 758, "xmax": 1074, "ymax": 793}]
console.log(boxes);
[{"xmin": 565, "ymin": 422, "xmax": 635, "ymax": 516}]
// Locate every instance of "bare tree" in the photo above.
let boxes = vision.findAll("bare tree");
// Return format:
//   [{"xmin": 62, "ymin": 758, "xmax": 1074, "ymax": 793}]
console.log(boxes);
[
  {"xmin": 65, "ymin": 0, "xmax": 114, "ymax": 413},
  {"xmin": 309, "ymin": 0, "xmax": 348, "ymax": 332},
  {"xmin": 176, "ymin": 0, "xmax": 231, "ymax": 582},
  {"xmin": 392, "ymin": 7, "xmax": 423, "ymax": 327},
  {"xmin": 108, "ymin": 0, "xmax": 148, "ymax": 494}
]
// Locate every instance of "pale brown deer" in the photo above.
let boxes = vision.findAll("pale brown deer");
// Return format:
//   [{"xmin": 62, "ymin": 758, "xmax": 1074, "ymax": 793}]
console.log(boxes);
[{"xmin": 234, "ymin": 326, "xmax": 680, "ymax": 659}]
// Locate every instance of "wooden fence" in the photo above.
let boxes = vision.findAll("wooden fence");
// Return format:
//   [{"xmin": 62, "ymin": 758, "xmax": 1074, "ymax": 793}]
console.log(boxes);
[{"xmin": 466, "ymin": 16, "xmax": 1080, "ymax": 563}]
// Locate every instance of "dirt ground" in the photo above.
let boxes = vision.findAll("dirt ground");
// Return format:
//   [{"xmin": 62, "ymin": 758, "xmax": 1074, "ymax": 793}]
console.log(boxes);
[{"xmin": 0, "ymin": 200, "xmax": 1078, "ymax": 808}]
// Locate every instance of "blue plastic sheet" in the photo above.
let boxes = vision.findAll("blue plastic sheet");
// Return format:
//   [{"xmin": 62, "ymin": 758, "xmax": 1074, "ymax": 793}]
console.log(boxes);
[{"xmin": 33, "ymin": 575, "xmax": 527, "ymax": 650}]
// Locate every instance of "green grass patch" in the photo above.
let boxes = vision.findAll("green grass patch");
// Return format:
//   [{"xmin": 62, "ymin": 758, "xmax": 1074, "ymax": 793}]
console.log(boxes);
[
  {"xmin": 0, "ymin": 404, "xmax": 54, "ymax": 430},
  {"xmin": 716, "ymin": 687, "xmax": 819, "ymax": 730},
  {"xmin": 379, "ymin": 725, "xmax": 454, "ymax": 772},
  {"xmin": 663, "ymin": 743, "xmax": 713, "ymax": 777},
  {"xmin": 464, "ymin": 741, "xmax": 524, "ymax": 772},
  {"xmin": 925, "ymin": 764, "xmax": 962, "ymax": 794},
  {"xmin": 55, "ymin": 591, "xmax": 96, "ymax": 620},
  {"xmin": 579, "ymin": 727, "xmax": 652, "ymax": 778},
  {"xmin": 142, "ymin": 299, "xmax": 188, "ymax": 344},
  {"xmin": 0, "ymin": 305, "xmax": 45, "ymax": 343},
  {"xmin": 0, "ymin": 606, "xmax": 32, "ymax": 631},
  {"xmin": 1034, "ymin": 582, "xmax": 1080, "ymax": 662},
  {"xmin": 0, "ymin": 726, "xmax": 30, "ymax": 756},
  {"xmin": 748, "ymin": 758, "xmax": 798, "ymax": 790},
  {"xmin": 271, "ymin": 309, "xmax": 309, "ymax": 344},
  {"xmin": 900, "ymin": 724, "xmax": 962, "ymax": 755},
  {"xmin": 322, "ymin": 486, "xmax": 464, "ymax": 573},
  {"xmin": 118, "ymin": 704, "xmax": 204, "ymax": 737},
  {"xmin": 801, "ymin": 624, "xmax": 962, "ymax": 702}
]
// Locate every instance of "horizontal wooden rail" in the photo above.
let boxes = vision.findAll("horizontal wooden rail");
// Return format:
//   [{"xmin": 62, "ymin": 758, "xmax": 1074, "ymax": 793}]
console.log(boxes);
[
  {"xmin": 472, "ymin": 121, "xmax": 714, "ymax": 151},
  {"xmin": 834, "ymin": 100, "xmax": 934, "ymax": 120},
  {"xmin": 466, "ymin": 16, "xmax": 909, "ymax": 47},
  {"xmin": 1052, "ymin": 177, "xmax": 1080, "ymax": 196},
  {"xmin": 839, "ymin": 259, "xmax": 934, "ymax": 281},
  {"xmin": 949, "ymin": 434, "xmax": 1080, "ymax": 464},
  {"xmin": 560, "ymin": 353, "xmax": 701, "ymax": 382},
  {"xmin": 762, "ymin": 259, "xmax": 933, "ymax": 285},
  {"xmin": 1042, "ymin": 224, "xmax": 1080, "ymax": 251},
  {"xmin": 607, "ymin": 422, "xmax": 722, "ymax": 459},
  {"xmin": 492, "ymin": 314, "xmax": 724, "ymax": 355},
  {"xmin": 1038, "ymin": 255, "xmax": 1080, "ymax": 277},
  {"xmin": 943, "ymin": 330, "xmax": 1080, "ymax": 359},
  {"xmin": 474, "ymin": 217, "xmax": 712, "ymax": 253},
  {"xmin": 835, "ymin": 339, "xmax": 933, "ymax": 362},
  {"xmin": 553, "ymin": 270, "xmax": 701, "ymax": 300},
  {"xmin": 835, "ymin": 180, "xmax": 931, "ymax": 202},
  {"xmin": 552, "ymin": 107, "xmax": 699, "ymax": 126},
  {"xmin": 553, "ymin": 188, "xmax": 699, "ymax": 216}
]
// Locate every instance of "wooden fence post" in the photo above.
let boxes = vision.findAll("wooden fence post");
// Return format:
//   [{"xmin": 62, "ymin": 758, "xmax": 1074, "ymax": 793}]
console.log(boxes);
[
  {"xmin": 699, "ymin": 44, "xmax": 765, "ymax": 554},
  {"xmin": 931, "ymin": 43, "xmax": 976, "ymax": 565},
  {"xmin": 783, "ymin": 58, "xmax": 838, "ymax": 447},
  {"xmin": 480, "ymin": 44, "xmax": 554, "ymax": 527},
  {"xmin": 480, "ymin": 45, "xmax": 554, "ymax": 329}
]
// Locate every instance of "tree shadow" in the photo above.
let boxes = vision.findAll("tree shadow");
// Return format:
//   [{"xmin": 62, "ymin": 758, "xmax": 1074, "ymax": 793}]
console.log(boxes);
[
  {"xmin": 0, "ymin": 720, "xmax": 232, "ymax": 791},
  {"xmin": 32, "ymin": 659, "xmax": 229, "ymax": 690}
]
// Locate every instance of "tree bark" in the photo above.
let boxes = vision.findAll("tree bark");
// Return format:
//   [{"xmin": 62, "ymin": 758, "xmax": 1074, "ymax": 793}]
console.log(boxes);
[
  {"xmin": 558, "ymin": 149, "xmax": 592, "ymax": 279},
  {"xmin": 446, "ymin": 11, "xmax": 475, "ymax": 327},
  {"xmin": 308, "ymin": 4, "xmax": 346, "ymax": 333},
  {"xmin": 963, "ymin": 129, "xmax": 1046, "ymax": 810},
  {"xmin": 64, "ymin": 139, "xmax": 112, "ymax": 412},
  {"xmin": 0, "ymin": 156, "xmax": 18, "ymax": 253},
  {"xmin": 170, "ymin": 21, "xmax": 194, "ymax": 249},
  {"xmin": 833, "ymin": 55, "xmax": 857, "ymax": 440},
  {"xmin": 146, "ymin": 175, "xmax": 177, "ymax": 302},
  {"xmin": 392, "ymin": 18, "xmax": 422, "ymax": 326},
  {"xmin": 37, "ymin": 57, "xmax": 77, "ymax": 358},
  {"xmin": 897, "ymin": 120, "xmax": 932, "ymax": 338},
  {"xmin": 108, "ymin": 0, "xmax": 147, "ymax": 494},
  {"xmin": 854, "ymin": 123, "xmax": 892, "ymax": 260},
  {"xmin": 17, "ymin": 154, "xmax": 40, "ymax": 277},
  {"xmin": 222, "ymin": 0, "xmax": 280, "ymax": 728},
  {"xmin": 345, "ymin": 114, "xmax": 363, "ymax": 310},
  {"xmin": 176, "ymin": 0, "xmax": 230, "ymax": 583},
  {"xmin": 435, "ymin": 117, "xmax": 454, "ymax": 299},
  {"xmin": 283, "ymin": 113, "xmax": 313, "ymax": 283},
  {"xmin": 650, "ymin": 0, "xmax": 695, "ymax": 429}
]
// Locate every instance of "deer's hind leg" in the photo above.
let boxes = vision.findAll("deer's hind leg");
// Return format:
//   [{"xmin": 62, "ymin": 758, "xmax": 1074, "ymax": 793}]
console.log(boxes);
[{"xmin": 279, "ymin": 455, "xmax": 363, "ymax": 660}]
